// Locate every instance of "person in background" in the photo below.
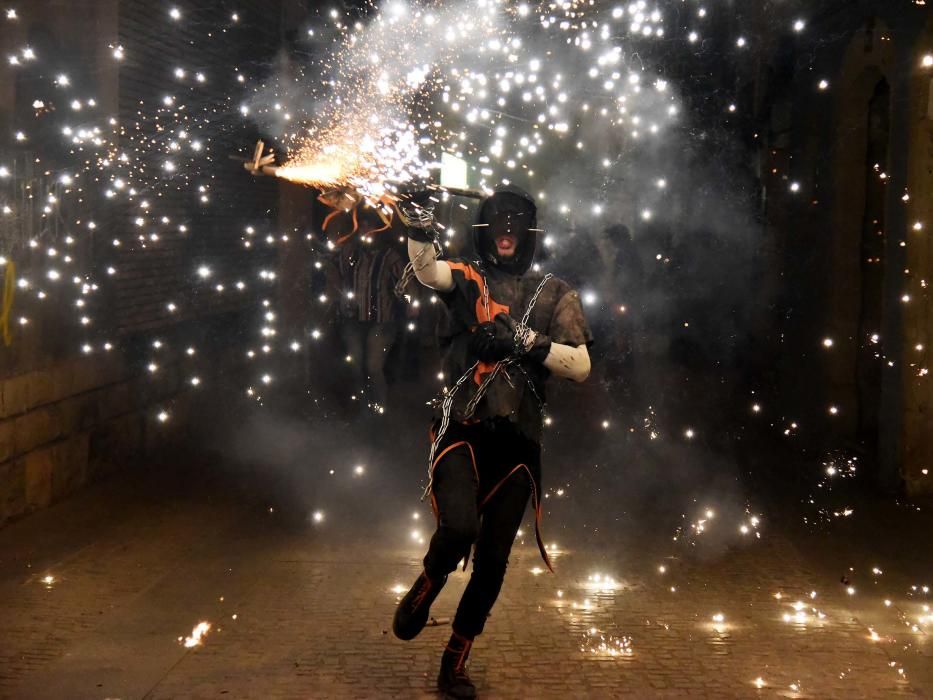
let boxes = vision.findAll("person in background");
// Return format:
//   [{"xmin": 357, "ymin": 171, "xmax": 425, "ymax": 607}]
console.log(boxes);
[{"xmin": 331, "ymin": 206, "xmax": 409, "ymax": 415}]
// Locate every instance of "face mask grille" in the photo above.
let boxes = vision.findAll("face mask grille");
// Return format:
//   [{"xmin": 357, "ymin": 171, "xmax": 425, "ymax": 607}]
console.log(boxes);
[{"xmin": 474, "ymin": 189, "xmax": 538, "ymax": 274}]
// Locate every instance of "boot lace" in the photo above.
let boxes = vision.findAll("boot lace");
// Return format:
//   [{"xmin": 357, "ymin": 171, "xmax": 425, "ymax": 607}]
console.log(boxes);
[
  {"xmin": 410, "ymin": 576, "xmax": 433, "ymax": 610},
  {"xmin": 453, "ymin": 639, "xmax": 472, "ymax": 676}
]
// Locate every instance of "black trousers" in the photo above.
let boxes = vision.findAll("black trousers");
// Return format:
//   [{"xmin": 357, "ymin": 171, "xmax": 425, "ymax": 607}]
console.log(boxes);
[{"xmin": 423, "ymin": 419, "xmax": 538, "ymax": 639}]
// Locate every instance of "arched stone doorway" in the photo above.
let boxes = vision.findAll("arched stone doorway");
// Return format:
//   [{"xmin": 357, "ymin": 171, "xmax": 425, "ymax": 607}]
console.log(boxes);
[
  {"xmin": 826, "ymin": 19, "xmax": 896, "ymax": 475},
  {"xmin": 855, "ymin": 78, "xmax": 890, "ymax": 451}
]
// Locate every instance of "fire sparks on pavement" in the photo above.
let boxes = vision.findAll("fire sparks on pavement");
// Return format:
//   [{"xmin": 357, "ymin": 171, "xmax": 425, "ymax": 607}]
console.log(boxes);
[{"xmin": 180, "ymin": 621, "xmax": 212, "ymax": 648}]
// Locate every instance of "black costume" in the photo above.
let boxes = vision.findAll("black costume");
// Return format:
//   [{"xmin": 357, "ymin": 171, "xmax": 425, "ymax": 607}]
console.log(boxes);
[{"xmin": 394, "ymin": 186, "xmax": 592, "ymax": 699}]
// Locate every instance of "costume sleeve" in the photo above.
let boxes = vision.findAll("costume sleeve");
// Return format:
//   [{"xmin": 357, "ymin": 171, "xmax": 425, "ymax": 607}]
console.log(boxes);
[
  {"xmin": 548, "ymin": 289, "xmax": 594, "ymax": 347},
  {"xmin": 436, "ymin": 257, "xmax": 471, "ymax": 306}
]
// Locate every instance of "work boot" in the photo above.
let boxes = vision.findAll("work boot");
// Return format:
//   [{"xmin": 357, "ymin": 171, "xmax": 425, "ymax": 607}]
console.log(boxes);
[
  {"xmin": 437, "ymin": 631, "xmax": 476, "ymax": 699},
  {"xmin": 392, "ymin": 570, "xmax": 446, "ymax": 640}
]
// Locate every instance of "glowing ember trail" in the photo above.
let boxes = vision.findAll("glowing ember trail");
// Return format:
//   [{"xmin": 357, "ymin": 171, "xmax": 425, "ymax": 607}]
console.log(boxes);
[{"xmin": 181, "ymin": 621, "xmax": 212, "ymax": 648}]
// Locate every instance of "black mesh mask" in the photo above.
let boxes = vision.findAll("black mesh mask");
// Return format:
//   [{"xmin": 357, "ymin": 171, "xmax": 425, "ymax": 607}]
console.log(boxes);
[{"xmin": 473, "ymin": 186, "xmax": 538, "ymax": 275}]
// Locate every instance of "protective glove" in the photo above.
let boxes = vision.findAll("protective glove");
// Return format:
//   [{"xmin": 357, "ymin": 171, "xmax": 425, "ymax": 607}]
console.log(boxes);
[
  {"xmin": 468, "ymin": 313, "xmax": 552, "ymax": 364},
  {"xmin": 397, "ymin": 189, "xmax": 436, "ymax": 242},
  {"xmin": 467, "ymin": 321, "xmax": 513, "ymax": 363}
]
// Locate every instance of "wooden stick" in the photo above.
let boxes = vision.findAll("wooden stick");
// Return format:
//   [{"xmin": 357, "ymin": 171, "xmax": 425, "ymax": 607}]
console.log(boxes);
[
  {"xmin": 438, "ymin": 185, "xmax": 485, "ymax": 200},
  {"xmin": 243, "ymin": 140, "xmax": 278, "ymax": 176}
]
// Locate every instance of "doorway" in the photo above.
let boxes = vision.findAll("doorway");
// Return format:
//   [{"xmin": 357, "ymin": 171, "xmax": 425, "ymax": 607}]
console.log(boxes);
[{"xmin": 855, "ymin": 78, "xmax": 890, "ymax": 453}]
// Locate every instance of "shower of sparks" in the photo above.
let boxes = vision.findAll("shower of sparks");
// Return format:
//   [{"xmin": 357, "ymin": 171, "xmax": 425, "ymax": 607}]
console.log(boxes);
[
  {"xmin": 781, "ymin": 599, "xmax": 828, "ymax": 627},
  {"xmin": 248, "ymin": 0, "xmax": 682, "ymax": 206},
  {"xmin": 584, "ymin": 573, "xmax": 620, "ymax": 593},
  {"xmin": 580, "ymin": 627, "xmax": 634, "ymax": 658}
]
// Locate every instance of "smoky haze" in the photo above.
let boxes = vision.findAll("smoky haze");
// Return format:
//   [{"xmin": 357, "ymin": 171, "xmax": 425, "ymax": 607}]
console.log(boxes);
[{"xmin": 231, "ymin": 0, "xmax": 777, "ymax": 568}]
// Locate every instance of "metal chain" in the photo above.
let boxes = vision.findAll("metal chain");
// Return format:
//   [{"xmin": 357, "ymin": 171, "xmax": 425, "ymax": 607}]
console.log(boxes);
[
  {"xmin": 394, "ymin": 262, "xmax": 416, "ymax": 300},
  {"xmin": 512, "ymin": 273, "xmax": 553, "ymax": 350},
  {"xmin": 395, "ymin": 230, "xmax": 443, "ymax": 300},
  {"xmin": 422, "ymin": 272, "xmax": 553, "ymax": 498},
  {"xmin": 520, "ymin": 273, "xmax": 552, "ymax": 326},
  {"xmin": 397, "ymin": 200, "xmax": 436, "ymax": 229},
  {"xmin": 422, "ymin": 360, "xmax": 479, "ymax": 499}
]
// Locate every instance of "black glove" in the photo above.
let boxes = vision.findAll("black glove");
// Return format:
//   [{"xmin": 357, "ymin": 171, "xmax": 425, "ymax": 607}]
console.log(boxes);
[
  {"xmin": 406, "ymin": 225, "xmax": 434, "ymax": 244},
  {"xmin": 468, "ymin": 321, "xmax": 514, "ymax": 363},
  {"xmin": 468, "ymin": 314, "xmax": 552, "ymax": 364},
  {"xmin": 397, "ymin": 189, "xmax": 436, "ymax": 242}
]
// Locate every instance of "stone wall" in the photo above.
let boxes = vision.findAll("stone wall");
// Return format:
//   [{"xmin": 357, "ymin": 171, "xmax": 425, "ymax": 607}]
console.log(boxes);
[
  {"xmin": 0, "ymin": 352, "xmax": 198, "ymax": 526},
  {"xmin": 0, "ymin": 0, "xmax": 289, "ymax": 527},
  {"xmin": 758, "ymin": 5, "xmax": 933, "ymax": 495}
]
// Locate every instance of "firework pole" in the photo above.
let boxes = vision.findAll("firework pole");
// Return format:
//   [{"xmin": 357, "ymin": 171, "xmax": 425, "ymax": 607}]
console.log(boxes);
[{"xmin": 243, "ymin": 140, "xmax": 278, "ymax": 177}]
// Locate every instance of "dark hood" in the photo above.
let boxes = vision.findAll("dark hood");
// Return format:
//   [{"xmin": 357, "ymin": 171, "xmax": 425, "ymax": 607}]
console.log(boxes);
[{"xmin": 473, "ymin": 185, "xmax": 538, "ymax": 275}]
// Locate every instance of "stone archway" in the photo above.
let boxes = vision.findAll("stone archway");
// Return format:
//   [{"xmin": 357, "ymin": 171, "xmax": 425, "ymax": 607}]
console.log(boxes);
[
  {"xmin": 855, "ymin": 77, "xmax": 890, "ymax": 451},
  {"xmin": 825, "ymin": 19, "xmax": 896, "ymax": 471}
]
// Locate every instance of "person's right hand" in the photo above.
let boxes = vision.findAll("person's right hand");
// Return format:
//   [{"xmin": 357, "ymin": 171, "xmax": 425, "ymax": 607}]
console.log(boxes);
[{"xmin": 397, "ymin": 189, "xmax": 436, "ymax": 231}]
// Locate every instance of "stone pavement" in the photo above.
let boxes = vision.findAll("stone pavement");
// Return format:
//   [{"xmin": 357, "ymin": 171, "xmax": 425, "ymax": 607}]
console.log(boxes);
[{"xmin": 0, "ymin": 456, "xmax": 930, "ymax": 700}]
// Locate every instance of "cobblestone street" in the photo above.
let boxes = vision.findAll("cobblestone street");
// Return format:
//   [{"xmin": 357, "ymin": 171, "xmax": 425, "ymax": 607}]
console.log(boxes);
[{"xmin": 1, "ymin": 447, "xmax": 931, "ymax": 700}]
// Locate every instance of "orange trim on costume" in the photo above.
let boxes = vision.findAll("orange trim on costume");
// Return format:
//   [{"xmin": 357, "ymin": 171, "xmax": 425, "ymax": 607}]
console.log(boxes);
[
  {"xmin": 321, "ymin": 207, "xmax": 343, "ymax": 231},
  {"xmin": 445, "ymin": 262, "xmax": 509, "ymax": 387},
  {"xmin": 479, "ymin": 462, "xmax": 553, "ymax": 573},
  {"xmin": 473, "ymin": 360, "xmax": 497, "ymax": 387},
  {"xmin": 333, "ymin": 206, "xmax": 360, "ymax": 246},
  {"xmin": 411, "ymin": 575, "xmax": 435, "ymax": 609},
  {"xmin": 533, "ymin": 497, "xmax": 553, "ymax": 573},
  {"xmin": 445, "ymin": 261, "xmax": 510, "ymax": 323},
  {"xmin": 446, "ymin": 629, "xmax": 474, "ymax": 670},
  {"xmin": 324, "ymin": 200, "xmax": 393, "ymax": 245},
  {"xmin": 428, "ymin": 439, "xmax": 480, "ymax": 573},
  {"xmin": 318, "ymin": 189, "xmax": 396, "ymax": 245},
  {"xmin": 430, "ymin": 440, "xmax": 479, "ymax": 484},
  {"xmin": 479, "ymin": 464, "xmax": 528, "ymax": 508}
]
